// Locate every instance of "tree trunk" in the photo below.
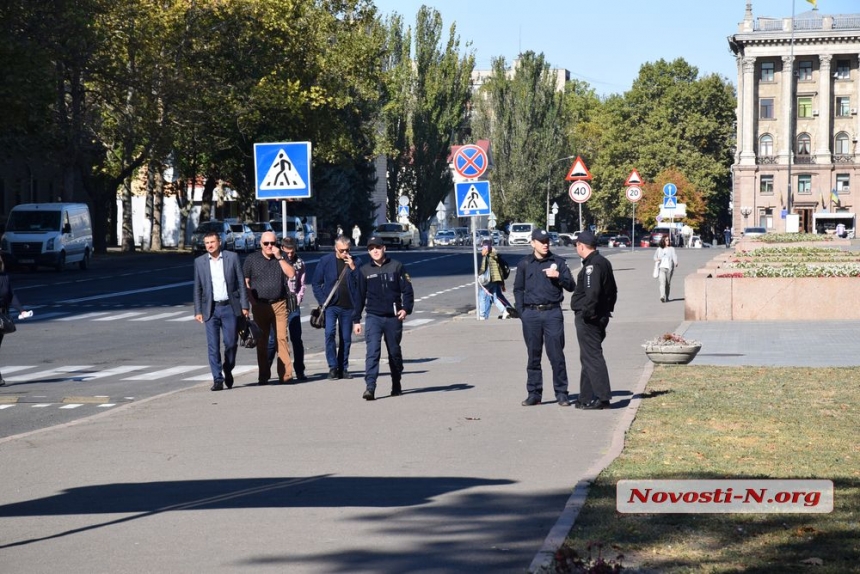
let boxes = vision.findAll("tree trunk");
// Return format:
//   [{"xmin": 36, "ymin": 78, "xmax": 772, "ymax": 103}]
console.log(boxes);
[
  {"xmin": 150, "ymin": 162, "xmax": 164, "ymax": 250},
  {"xmin": 120, "ymin": 177, "xmax": 136, "ymax": 252}
]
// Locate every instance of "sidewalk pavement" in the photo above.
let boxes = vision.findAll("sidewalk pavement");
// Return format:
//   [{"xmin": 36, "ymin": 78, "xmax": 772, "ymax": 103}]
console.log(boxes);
[{"xmin": 0, "ymin": 246, "xmax": 848, "ymax": 573}]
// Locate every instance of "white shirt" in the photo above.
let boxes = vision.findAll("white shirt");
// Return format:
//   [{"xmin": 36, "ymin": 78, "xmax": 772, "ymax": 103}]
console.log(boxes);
[
  {"xmin": 208, "ymin": 252, "xmax": 229, "ymax": 301},
  {"xmin": 655, "ymin": 246, "xmax": 677, "ymax": 270}
]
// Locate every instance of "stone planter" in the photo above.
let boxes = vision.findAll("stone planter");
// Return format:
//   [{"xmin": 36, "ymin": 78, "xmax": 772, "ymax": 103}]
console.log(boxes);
[{"xmin": 644, "ymin": 344, "xmax": 702, "ymax": 365}]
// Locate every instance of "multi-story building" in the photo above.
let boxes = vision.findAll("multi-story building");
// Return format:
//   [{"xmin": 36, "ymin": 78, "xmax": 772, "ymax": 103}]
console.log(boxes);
[{"xmin": 729, "ymin": 4, "xmax": 860, "ymax": 235}]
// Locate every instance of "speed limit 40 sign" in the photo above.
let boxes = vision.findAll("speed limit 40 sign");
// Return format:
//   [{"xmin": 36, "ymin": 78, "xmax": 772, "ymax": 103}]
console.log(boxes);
[
  {"xmin": 626, "ymin": 186, "xmax": 642, "ymax": 203},
  {"xmin": 569, "ymin": 180, "xmax": 592, "ymax": 204}
]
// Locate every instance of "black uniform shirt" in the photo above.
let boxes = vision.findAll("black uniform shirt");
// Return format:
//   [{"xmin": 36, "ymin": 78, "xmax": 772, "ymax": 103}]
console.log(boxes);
[
  {"xmin": 570, "ymin": 249, "xmax": 618, "ymax": 320},
  {"xmin": 354, "ymin": 256, "xmax": 415, "ymax": 321},
  {"xmin": 513, "ymin": 251, "xmax": 575, "ymax": 314}
]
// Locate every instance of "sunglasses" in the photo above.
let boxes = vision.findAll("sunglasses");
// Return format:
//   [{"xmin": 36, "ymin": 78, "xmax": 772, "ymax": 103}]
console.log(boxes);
[
  {"xmin": 262, "ymin": 241, "xmax": 277, "ymax": 246},
  {"xmin": 337, "ymin": 248, "xmax": 350, "ymax": 254}
]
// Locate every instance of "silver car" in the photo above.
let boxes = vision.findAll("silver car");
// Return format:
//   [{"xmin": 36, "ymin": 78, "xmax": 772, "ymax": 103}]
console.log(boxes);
[{"xmin": 229, "ymin": 223, "xmax": 256, "ymax": 253}]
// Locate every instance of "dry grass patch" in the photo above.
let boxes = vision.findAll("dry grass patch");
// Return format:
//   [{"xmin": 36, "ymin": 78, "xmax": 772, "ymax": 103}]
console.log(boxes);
[{"xmin": 560, "ymin": 366, "xmax": 860, "ymax": 573}]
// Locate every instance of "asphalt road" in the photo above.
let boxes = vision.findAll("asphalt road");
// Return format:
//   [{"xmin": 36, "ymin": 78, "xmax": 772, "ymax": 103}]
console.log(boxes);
[{"xmin": 0, "ymin": 244, "xmax": 543, "ymax": 437}]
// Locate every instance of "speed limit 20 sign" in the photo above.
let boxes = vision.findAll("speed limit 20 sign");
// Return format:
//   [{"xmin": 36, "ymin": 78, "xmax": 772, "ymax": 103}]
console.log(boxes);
[
  {"xmin": 626, "ymin": 186, "xmax": 642, "ymax": 203},
  {"xmin": 568, "ymin": 180, "xmax": 592, "ymax": 204}
]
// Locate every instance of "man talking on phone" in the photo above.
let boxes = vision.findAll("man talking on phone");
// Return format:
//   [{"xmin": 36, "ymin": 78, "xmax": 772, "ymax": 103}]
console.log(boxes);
[
  {"xmin": 312, "ymin": 234, "xmax": 361, "ymax": 379},
  {"xmin": 353, "ymin": 235, "xmax": 414, "ymax": 401}
]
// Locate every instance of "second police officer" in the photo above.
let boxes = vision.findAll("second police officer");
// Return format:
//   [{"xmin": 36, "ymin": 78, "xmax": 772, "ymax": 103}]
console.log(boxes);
[
  {"xmin": 353, "ymin": 235, "xmax": 415, "ymax": 401},
  {"xmin": 513, "ymin": 228, "xmax": 576, "ymax": 407}
]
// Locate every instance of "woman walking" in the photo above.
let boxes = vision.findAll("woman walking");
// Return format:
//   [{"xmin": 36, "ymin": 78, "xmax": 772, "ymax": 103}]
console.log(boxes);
[
  {"xmin": 654, "ymin": 235, "xmax": 678, "ymax": 303},
  {"xmin": 478, "ymin": 240, "xmax": 516, "ymax": 320}
]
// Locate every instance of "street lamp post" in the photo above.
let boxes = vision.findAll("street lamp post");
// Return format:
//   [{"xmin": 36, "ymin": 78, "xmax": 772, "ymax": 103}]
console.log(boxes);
[
  {"xmin": 740, "ymin": 206, "xmax": 753, "ymax": 230},
  {"xmin": 545, "ymin": 155, "xmax": 577, "ymax": 230}
]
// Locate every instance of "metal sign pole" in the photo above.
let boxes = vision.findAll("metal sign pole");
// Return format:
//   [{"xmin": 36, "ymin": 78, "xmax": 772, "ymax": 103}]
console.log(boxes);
[{"xmin": 631, "ymin": 203, "xmax": 635, "ymax": 252}]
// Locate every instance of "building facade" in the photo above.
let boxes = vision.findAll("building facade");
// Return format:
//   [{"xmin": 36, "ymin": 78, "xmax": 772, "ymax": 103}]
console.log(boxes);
[{"xmin": 729, "ymin": 4, "xmax": 860, "ymax": 234}]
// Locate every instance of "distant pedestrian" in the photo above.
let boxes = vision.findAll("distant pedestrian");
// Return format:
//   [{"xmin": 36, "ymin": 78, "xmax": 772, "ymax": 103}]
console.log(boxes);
[
  {"xmin": 312, "ymin": 235, "xmax": 361, "ymax": 379},
  {"xmin": 836, "ymin": 222, "xmax": 847, "ymax": 238},
  {"xmin": 336, "ymin": 224, "xmax": 344, "ymax": 237},
  {"xmin": 0, "ymin": 254, "xmax": 31, "ymax": 387},
  {"xmin": 352, "ymin": 224, "xmax": 362, "ymax": 247},
  {"xmin": 243, "ymin": 231, "xmax": 296, "ymax": 385},
  {"xmin": 513, "ymin": 229, "xmax": 575, "ymax": 407},
  {"xmin": 570, "ymin": 230, "xmax": 617, "ymax": 410},
  {"xmin": 478, "ymin": 239, "xmax": 516, "ymax": 320},
  {"xmin": 267, "ymin": 237, "xmax": 307, "ymax": 381},
  {"xmin": 723, "ymin": 227, "xmax": 732, "ymax": 248},
  {"xmin": 654, "ymin": 235, "xmax": 678, "ymax": 303},
  {"xmin": 193, "ymin": 232, "xmax": 249, "ymax": 391},
  {"xmin": 353, "ymin": 235, "xmax": 414, "ymax": 400}
]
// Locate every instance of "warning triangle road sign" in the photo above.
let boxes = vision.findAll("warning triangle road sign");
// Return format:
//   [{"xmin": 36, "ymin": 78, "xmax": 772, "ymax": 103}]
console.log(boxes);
[
  {"xmin": 458, "ymin": 184, "xmax": 490, "ymax": 213},
  {"xmin": 625, "ymin": 169, "xmax": 643, "ymax": 186},
  {"xmin": 260, "ymin": 149, "xmax": 307, "ymax": 190},
  {"xmin": 565, "ymin": 156, "xmax": 592, "ymax": 181}
]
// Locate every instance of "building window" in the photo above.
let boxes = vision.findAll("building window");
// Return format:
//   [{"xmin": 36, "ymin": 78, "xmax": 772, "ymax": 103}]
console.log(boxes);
[
  {"xmin": 759, "ymin": 134, "xmax": 774, "ymax": 157},
  {"xmin": 797, "ymin": 97, "xmax": 813, "ymax": 118},
  {"xmin": 836, "ymin": 97, "xmax": 851, "ymax": 117},
  {"xmin": 760, "ymin": 208, "xmax": 774, "ymax": 229},
  {"xmin": 760, "ymin": 175, "xmax": 774, "ymax": 194},
  {"xmin": 761, "ymin": 62, "xmax": 774, "ymax": 82},
  {"xmin": 836, "ymin": 174, "xmax": 850, "ymax": 193},
  {"xmin": 798, "ymin": 61, "xmax": 813, "ymax": 80},
  {"xmin": 759, "ymin": 98, "xmax": 774, "ymax": 119},
  {"xmin": 797, "ymin": 174, "xmax": 812, "ymax": 194},
  {"xmin": 835, "ymin": 132, "xmax": 851, "ymax": 155},
  {"xmin": 836, "ymin": 60, "xmax": 850, "ymax": 79},
  {"xmin": 797, "ymin": 133, "xmax": 812, "ymax": 155}
]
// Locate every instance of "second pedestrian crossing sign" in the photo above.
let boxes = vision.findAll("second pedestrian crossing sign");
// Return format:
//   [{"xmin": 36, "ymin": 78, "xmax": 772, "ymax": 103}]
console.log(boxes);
[
  {"xmin": 455, "ymin": 181, "xmax": 491, "ymax": 217},
  {"xmin": 254, "ymin": 141, "xmax": 312, "ymax": 199}
]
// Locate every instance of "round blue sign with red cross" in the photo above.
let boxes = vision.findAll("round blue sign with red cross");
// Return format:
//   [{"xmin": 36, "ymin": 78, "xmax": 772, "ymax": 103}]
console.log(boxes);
[{"xmin": 453, "ymin": 145, "xmax": 488, "ymax": 179}]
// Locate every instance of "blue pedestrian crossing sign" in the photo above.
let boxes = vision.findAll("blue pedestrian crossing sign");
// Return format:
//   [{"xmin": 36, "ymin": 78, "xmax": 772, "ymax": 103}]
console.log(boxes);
[
  {"xmin": 455, "ymin": 181, "xmax": 491, "ymax": 217},
  {"xmin": 662, "ymin": 196, "xmax": 678, "ymax": 209},
  {"xmin": 254, "ymin": 142, "xmax": 312, "ymax": 199},
  {"xmin": 398, "ymin": 205, "xmax": 410, "ymax": 217}
]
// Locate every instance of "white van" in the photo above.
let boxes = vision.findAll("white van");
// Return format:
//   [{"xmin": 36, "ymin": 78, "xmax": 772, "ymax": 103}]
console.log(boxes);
[
  {"xmin": 1, "ymin": 203, "xmax": 94, "ymax": 271},
  {"xmin": 508, "ymin": 222, "xmax": 536, "ymax": 245}
]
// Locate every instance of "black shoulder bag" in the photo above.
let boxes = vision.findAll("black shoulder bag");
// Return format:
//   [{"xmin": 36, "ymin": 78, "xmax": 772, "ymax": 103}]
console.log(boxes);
[{"xmin": 310, "ymin": 265, "xmax": 349, "ymax": 329}]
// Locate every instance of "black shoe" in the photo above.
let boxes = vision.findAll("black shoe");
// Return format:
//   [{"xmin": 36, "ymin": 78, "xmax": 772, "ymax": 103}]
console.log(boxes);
[
  {"xmin": 224, "ymin": 373, "xmax": 233, "ymax": 389},
  {"xmin": 362, "ymin": 389, "xmax": 375, "ymax": 401},
  {"xmin": 391, "ymin": 386, "xmax": 402, "ymax": 396},
  {"xmin": 258, "ymin": 379, "xmax": 269, "ymax": 386},
  {"xmin": 557, "ymin": 395, "xmax": 571, "ymax": 407},
  {"xmin": 660, "ymin": 297, "xmax": 665, "ymax": 303},
  {"xmin": 210, "ymin": 382, "xmax": 224, "ymax": 391},
  {"xmin": 505, "ymin": 306, "xmax": 519, "ymax": 319},
  {"xmin": 578, "ymin": 398, "xmax": 610, "ymax": 410},
  {"xmin": 295, "ymin": 373, "xmax": 308, "ymax": 381},
  {"xmin": 328, "ymin": 368, "xmax": 340, "ymax": 380},
  {"xmin": 521, "ymin": 395, "xmax": 541, "ymax": 406},
  {"xmin": 341, "ymin": 369, "xmax": 352, "ymax": 380}
]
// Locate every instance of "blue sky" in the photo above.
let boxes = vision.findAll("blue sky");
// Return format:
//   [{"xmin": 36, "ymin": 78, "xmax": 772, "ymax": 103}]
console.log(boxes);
[{"xmin": 371, "ymin": 0, "xmax": 859, "ymax": 96}]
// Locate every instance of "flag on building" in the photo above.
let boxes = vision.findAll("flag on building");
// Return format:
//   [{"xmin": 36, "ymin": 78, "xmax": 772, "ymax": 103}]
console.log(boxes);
[
  {"xmin": 806, "ymin": 0, "xmax": 817, "ymax": 7},
  {"xmin": 831, "ymin": 188, "xmax": 840, "ymax": 207},
  {"xmin": 820, "ymin": 189, "xmax": 827, "ymax": 209}
]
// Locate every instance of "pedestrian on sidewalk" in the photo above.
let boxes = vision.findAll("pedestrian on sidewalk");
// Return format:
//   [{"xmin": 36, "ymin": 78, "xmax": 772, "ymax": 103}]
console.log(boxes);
[
  {"xmin": 352, "ymin": 224, "xmax": 362, "ymax": 247},
  {"xmin": 513, "ymin": 228, "xmax": 576, "ymax": 407},
  {"xmin": 312, "ymin": 235, "xmax": 361, "ymax": 380},
  {"xmin": 654, "ymin": 235, "xmax": 678, "ymax": 303},
  {"xmin": 570, "ymin": 230, "xmax": 617, "ymax": 410},
  {"xmin": 477, "ymin": 239, "xmax": 516, "ymax": 320},
  {"xmin": 723, "ymin": 226, "xmax": 732, "ymax": 248},
  {"xmin": 194, "ymin": 232, "xmax": 249, "ymax": 391},
  {"xmin": 353, "ymin": 235, "xmax": 414, "ymax": 401},
  {"xmin": 266, "ymin": 237, "xmax": 307, "ymax": 381},
  {"xmin": 243, "ymin": 231, "xmax": 296, "ymax": 385},
  {"xmin": 0, "ymin": 254, "xmax": 32, "ymax": 387}
]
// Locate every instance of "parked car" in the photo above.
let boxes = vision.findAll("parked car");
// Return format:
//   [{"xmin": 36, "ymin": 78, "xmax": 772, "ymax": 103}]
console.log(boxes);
[
  {"xmin": 374, "ymin": 222, "xmax": 418, "ymax": 249},
  {"xmin": 742, "ymin": 227, "xmax": 767, "ymax": 238},
  {"xmin": 607, "ymin": 235, "xmax": 631, "ymax": 248},
  {"xmin": 434, "ymin": 230, "xmax": 457, "ymax": 246},
  {"xmin": 649, "ymin": 229, "xmax": 666, "ymax": 247},
  {"xmin": 491, "ymin": 230, "xmax": 506, "ymax": 245},
  {"xmin": 190, "ymin": 220, "xmax": 235, "ymax": 256},
  {"xmin": 269, "ymin": 216, "xmax": 304, "ymax": 246},
  {"xmin": 476, "ymin": 228, "xmax": 492, "ymax": 245},
  {"xmin": 228, "ymin": 223, "xmax": 256, "ymax": 253},
  {"xmin": 247, "ymin": 222, "xmax": 273, "ymax": 249},
  {"xmin": 548, "ymin": 232, "xmax": 560, "ymax": 246},
  {"xmin": 454, "ymin": 227, "xmax": 471, "ymax": 246},
  {"xmin": 508, "ymin": 222, "xmax": 535, "ymax": 245},
  {"xmin": 690, "ymin": 235, "xmax": 709, "ymax": 248},
  {"xmin": 558, "ymin": 232, "xmax": 576, "ymax": 246}
]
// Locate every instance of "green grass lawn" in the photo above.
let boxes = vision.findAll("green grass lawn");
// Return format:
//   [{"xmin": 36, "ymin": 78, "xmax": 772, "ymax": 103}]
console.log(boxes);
[{"xmin": 560, "ymin": 366, "xmax": 860, "ymax": 573}]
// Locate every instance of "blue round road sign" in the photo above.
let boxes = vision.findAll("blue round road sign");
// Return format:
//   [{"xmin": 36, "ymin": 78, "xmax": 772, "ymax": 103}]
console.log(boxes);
[{"xmin": 663, "ymin": 183, "xmax": 677, "ymax": 197}]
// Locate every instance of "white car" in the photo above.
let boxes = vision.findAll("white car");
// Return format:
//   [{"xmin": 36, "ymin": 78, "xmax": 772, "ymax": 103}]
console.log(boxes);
[{"xmin": 229, "ymin": 223, "xmax": 256, "ymax": 253}]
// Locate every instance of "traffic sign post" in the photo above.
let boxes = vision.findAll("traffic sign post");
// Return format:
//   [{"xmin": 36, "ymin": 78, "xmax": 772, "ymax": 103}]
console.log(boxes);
[
  {"xmin": 452, "ymin": 145, "xmax": 489, "ymax": 179},
  {"xmin": 569, "ymin": 180, "xmax": 591, "ymax": 233},
  {"xmin": 254, "ymin": 142, "xmax": 312, "ymax": 199},
  {"xmin": 455, "ymin": 181, "xmax": 492, "ymax": 217},
  {"xmin": 625, "ymin": 169, "xmax": 644, "ymax": 252}
]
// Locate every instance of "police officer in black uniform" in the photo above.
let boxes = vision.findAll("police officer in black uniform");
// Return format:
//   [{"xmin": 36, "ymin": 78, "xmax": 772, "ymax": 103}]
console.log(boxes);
[
  {"xmin": 570, "ymin": 230, "xmax": 618, "ymax": 410},
  {"xmin": 513, "ymin": 228, "xmax": 576, "ymax": 406},
  {"xmin": 353, "ymin": 235, "xmax": 415, "ymax": 401}
]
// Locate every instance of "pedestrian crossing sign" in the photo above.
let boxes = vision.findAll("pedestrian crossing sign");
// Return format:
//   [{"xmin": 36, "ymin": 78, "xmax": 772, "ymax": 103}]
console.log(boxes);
[
  {"xmin": 455, "ymin": 181, "xmax": 491, "ymax": 217},
  {"xmin": 662, "ymin": 196, "xmax": 677, "ymax": 209},
  {"xmin": 398, "ymin": 205, "xmax": 410, "ymax": 217},
  {"xmin": 254, "ymin": 142, "xmax": 312, "ymax": 199}
]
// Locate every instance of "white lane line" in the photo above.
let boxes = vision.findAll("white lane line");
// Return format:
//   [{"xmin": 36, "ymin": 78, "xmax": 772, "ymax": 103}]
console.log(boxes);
[
  {"xmin": 97, "ymin": 404, "xmax": 116, "ymax": 408},
  {"xmin": 6, "ymin": 366, "xmax": 93, "ymax": 383},
  {"xmin": 124, "ymin": 366, "xmax": 207, "ymax": 381},
  {"xmin": 72, "ymin": 366, "xmax": 149, "ymax": 381},
  {"xmin": 0, "ymin": 366, "xmax": 37, "ymax": 375},
  {"xmin": 93, "ymin": 312, "xmax": 145, "ymax": 321},
  {"xmin": 0, "ymin": 405, "xmax": 15, "ymax": 410},
  {"xmin": 183, "ymin": 365, "xmax": 258, "ymax": 381},
  {"xmin": 167, "ymin": 315, "xmax": 197, "ymax": 322},
  {"xmin": 32, "ymin": 404, "xmax": 52, "ymax": 408},
  {"xmin": 27, "ymin": 312, "xmax": 71, "ymax": 321},
  {"xmin": 59, "ymin": 404, "xmax": 83, "ymax": 409},
  {"xmin": 58, "ymin": 281, "xmax": 193, "ymax": 303},
  {"xmin": 403, "ymin": 319, "xmax": 433, "ymax": 327},
  {"xmin": 130, "ymin": 312, "xmax": 186, "ymax": 321},
  {"xmin": 57, "ymin": 312, "xmax": 110, "ymax": 321}
]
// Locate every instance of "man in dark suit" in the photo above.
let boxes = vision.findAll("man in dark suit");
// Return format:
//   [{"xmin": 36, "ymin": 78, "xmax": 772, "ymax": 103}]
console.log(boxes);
[{"xmin": 194, "ymin": 231, "xmax": 249, "ymax": 391}]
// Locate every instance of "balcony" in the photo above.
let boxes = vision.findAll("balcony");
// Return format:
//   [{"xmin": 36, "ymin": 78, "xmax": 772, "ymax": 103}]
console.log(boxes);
[
  {"xmin": 756, "ymin": 156, "xmax": 778, "ymax": 165},
  {"xmin": 833, "ymin": 155, "xmax": 855, "ymax": 164},
  {"xmin": 794, "ymin": 155, "xmax": 815, "ymax": 164}
]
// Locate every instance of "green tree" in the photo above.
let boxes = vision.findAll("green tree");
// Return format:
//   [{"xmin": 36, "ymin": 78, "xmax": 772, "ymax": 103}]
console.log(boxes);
[{"xmin": 471, "ymin": 51, "xmax": 569, "ymax": 227}]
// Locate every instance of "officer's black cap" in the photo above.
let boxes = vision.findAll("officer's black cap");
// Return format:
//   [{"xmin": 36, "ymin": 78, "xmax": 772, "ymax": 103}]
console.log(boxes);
[
  {"xmin": 576, "ymin": 230, "xmax": 599, "ymax": 247},
  {"xmin": 366, "ymin": 235, "xmax": 384, "ymax": 248},
  {"xmin": 531, "ymin": 229, "xmax": 550, "ymax": 242}
]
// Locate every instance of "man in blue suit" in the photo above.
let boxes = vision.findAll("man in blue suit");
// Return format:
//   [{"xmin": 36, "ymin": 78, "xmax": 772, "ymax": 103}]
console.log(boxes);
[{"xmin": 194, "ymin": 231, "xmax": 249, "ymax": 391}]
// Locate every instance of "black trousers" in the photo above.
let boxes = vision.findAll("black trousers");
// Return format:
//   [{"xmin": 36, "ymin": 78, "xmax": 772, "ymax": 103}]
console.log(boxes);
[
  {"xmin": 574, "ymin": 313, "xmax": 612, "ymax": 403},
  {"xmin": 520, "ymin": 307, "xmax": 569, "ymax": 398}
]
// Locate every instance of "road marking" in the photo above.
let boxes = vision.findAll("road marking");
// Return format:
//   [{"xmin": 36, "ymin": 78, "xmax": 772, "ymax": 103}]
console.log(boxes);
[
  {"xmin": 130, "ymin": 312, "xmax": 186, "ymax": 321},
  {"xmin": 167, "ymin": 315, "xmax": 197, "ymax": 322},
  {"xmin": 59, "ymin": 404, "xmax": 83, "ymax": 409},
  {"xmin": 123, "ymin": 366, "xmax": 207, "ymax": 381},
  {"xmin": 27, "ymin": 311, "xmax": 71, "ymax": 321},
  {"xmin": 0, "ymin": 366, "xmax": 37, "ymax": 375},
  {"xmin": 32, "ymin": 404, "xmax": 52, "ymax": 408},
  {"xmin": 57, "ymin": 312, "xmax": 110, "ymax": 321},
  {"xmin": 71, "ymin": 366, "xmax": 149, "ymax": 381},
  {"xmin": 58, "ymin": 281, "xmax": 193, "ymax": 303},
  {"xmin": 0, "ymin": 404, "xmax": 15, "ymax": 410},
  {"xmin": 183, "ymin": 365, "xmax": 258, "ymax": 381},
  {"xmin": 6, "ymin": 366, "xmax": 94, "ymax": 383},
  {"xmin": 93, "ymin": 312, "xmax": 145, "ymax": 321},
  {"xmin": 98, "ymin": 404, "xmax": 116, "ymax": 408},
  {"xmin": 403, "ymin": 319, "xmax": 433, "ymax": 327}
]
